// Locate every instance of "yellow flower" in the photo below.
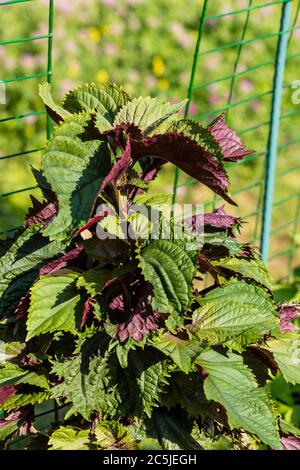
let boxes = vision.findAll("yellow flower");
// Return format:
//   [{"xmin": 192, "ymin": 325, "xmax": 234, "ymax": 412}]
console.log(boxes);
[
  {"xmin": 158, "ymin": 79, "xmax": 169, "ymax": 90},
  {"xmin": 88, "ymin": 27, "xmax": 101, "ymax": 44},
  {"xmin": 96, "ymin": 70, "xmax": 109, "ymax": 84},
  {"xmin": 101, "ymin": 24, "xmax": 110, "ymax": 35},
  {"xmin": 68, "ymin": 63, "xmax": 80, "ymax": 79},
  {"xmin": 152, "ymin": 56, "xmax": 166, "ymax": 77}
]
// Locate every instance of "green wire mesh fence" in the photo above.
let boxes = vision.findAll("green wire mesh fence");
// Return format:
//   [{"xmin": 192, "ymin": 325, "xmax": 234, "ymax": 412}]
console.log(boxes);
[
  {"xmin": 0, "ymin": 0, "xmax": 299, "ymax": 284},
  {"xmin": 173, "ymin": 0, "xmax": 300, "ymax": 281},
  {"xmin": 0, "ymin": 0, "xmax": 54, "ymax": 235}
]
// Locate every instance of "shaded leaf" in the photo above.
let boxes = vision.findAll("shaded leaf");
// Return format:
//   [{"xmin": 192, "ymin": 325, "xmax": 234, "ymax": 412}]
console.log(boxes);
[
  {"xmin": 0, "ymin": 363, "xmax": 49, "ymax": 390},
  {"xmin": 94, "ymin": 420, "xmax": 135, "ymax": 449},
  {"xmin": 39, "ymin": 82, "xmax": 71, "ymax": 123},
  {"xmin": 151, "ymin": 333, "xmax": 203, "ymax": 373},
  {"xmin": 148, "ymin": 409, "xmax": 202, "ymax": 450},
  {"xmin": 42, "ymin": 115, "xmax": 108, "ymax": 240},
  {"xmin": 130, "ymin": 133, "xmax": 235, "ymax": 205},
  {"xmin": 0, "ymin": 392, "xmax": 49, "ymax": 411},
  {"xmin": 77, "ymin": 265, "xmax": 133, "ymax": 297},
  {"xmin": 212, "ymin": 257, "xmax": 273, "ymax": 290},
  {"xmin": 27, "ymin": 273, "xmax": 81, "ymax": 340},
  {"xmin": 0, "ymin": 225, "xmax": 64, "ymax": 317},
  {"xmin": 197, "ymin": 349, "xmax": 281, "ymax": 449},
  {"xmin": 266, "ymin": 336, "xmax": 300, "ymax": 385},
  {"xmin": 0, "ymin": 386, "xmax": 16, "ymax": 405},
  {"xmin": 24, "ymin": 196, "xmax": 57, "ymax": 228},
  {"xmin": 63, "ymin": 83, "xmax": 131, "ymax": 132},
  {"xmin": 138, "ymin": 240, "xmax": 195, "ymax": 332},
  {"xmin": 40, "ymin": 245, "xmax": 84, "ymax": 276}
]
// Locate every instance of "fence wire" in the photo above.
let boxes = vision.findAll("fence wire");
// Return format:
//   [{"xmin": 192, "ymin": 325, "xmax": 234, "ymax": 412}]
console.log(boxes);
[
  {"xmin": 0, "ymin": 0, "xmax": 53, "ymax": 236},
  {"xmin": 0, "ymin": 0, "xmax": 299, "ymax": 279},
  {"xmin": 173, "ymin": 0, "xmax": 300, "ymax": 281}
]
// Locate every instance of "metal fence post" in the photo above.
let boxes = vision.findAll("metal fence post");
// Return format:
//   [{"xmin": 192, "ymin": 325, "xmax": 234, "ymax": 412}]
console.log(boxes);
[
  {"xmin": 47, "ymin": 0, "xmax": 54, "ymax": 140},
  {"xmin": 260, "ymin": 0, "xmax": 293, "ymax": 262}
]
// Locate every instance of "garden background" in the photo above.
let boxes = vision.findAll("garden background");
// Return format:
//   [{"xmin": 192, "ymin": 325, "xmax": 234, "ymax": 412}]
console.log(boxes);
[{"xmin": 0, "ymin": 0, "xmax": 300, "ymax": 429}]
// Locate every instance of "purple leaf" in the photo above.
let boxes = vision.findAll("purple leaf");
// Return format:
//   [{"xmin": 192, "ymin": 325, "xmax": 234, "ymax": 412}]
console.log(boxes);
[
  {"xmin": 197, "ymin": 253, "xmax": 219, "ymax": 282},
  {"xmin": 281, "ymin": 436, "xmax": 300, "ymax": 450},
  {"xmin": 116, "ymin": 288, "xmax": 159, "ymax": 342},
  {"xmin": 80, "ymin": 298, "xmax": 93, "ymax": 329},
  {"xmin": 279, "ymin": 304, "xmax": 300, "ymax": 333},
  {"xmin": 208, "ymin": 114, "xmax": 254, "ymax": 162},
  {"xmin": 14, "ymin": 293, "xmax": 30, "ymax": 320},
  {"xmin": 109, "ymin": 294, "xmax": 125, "ymax": 312},
  {"xmin": 117, "ymin": 310, "xmax": 159, "ymax": 342},
  {"xmin": 76, "ymin": 210, "xmax": 109, "ymax": 236},
  {"xmin": 141, "ymin": 166, "xmax": 161, "ymax": 183},
  {"xmin": 107, "ymin": 123, "xmax": 143, "ymax": 147},
  {"xmin": 0, "ymin": 385, "xmax": 16, "ymax": 404},
  {"xmin": 24, "ymin": 196, "xmax": 57, "ymax": 228},
  {"xmin": 39, "ymin": 245, "xmax": 84, "ymax": 275},
  {"xmin": 101, "ymin": 139, "xmax": 132, "ymax": 190},
  {"xmin": 0, "ymin": 411, "xmax": 21, "ymax": 429},
  {"xmin": 102, "ymin": 127, "xmax": 235, "ymax": 204},
  {"xmin": 204, "ymin": 206, "xmax": 241, "ymax": 230},
  {"xmin": 130, "ymin": 132, "xmax": 236, "ymax": 205}
]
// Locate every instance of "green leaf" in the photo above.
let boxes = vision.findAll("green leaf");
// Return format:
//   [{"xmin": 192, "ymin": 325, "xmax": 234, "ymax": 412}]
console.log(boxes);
[
  {"xmin": 94, "ymin": 421, "xmax": 135, "ymax": 449},
  {"xmin": 0, "ymin": 392, "xmax": 49, "ymax": 411},
  {"xmin": 134, "ymin": 193, "xmax": 172, "ymax": 209},
  {"xmin": 148, "ymin": 409, "xmax": 202, "ymax": 450},
  {"xmin": 127, "ymin": 349, "xmax": 169, "ymax": 417},
  {"xmin": 280, "ymin": 418, "xmax": 300, "ymax": 436},
  {"xmin": 114, "ymin": 96, "xmax": 185, "ymax": 135},
  {"xmin": 138, "ymin": 240, "xmax": 195, "ymax": 332},
  {"xmin": 0, "ymin": 341, "xmax": 25, "ymax": 363},
  {"xmin": 83, "ymin": 238, "xmax": 127, "ymax": 264},
  {"xmin": 125, "ymin": 177, "xmax": 149, "ymax": 190},
  {"xmin": 266, "ymin": 336, "xmax": 300, "ymax": 385},
  {"xmin": 52, "ymin": 334, "xmax": 121, "ymax": 420},
  {"xmin": 212, "ymin": 257, "xmax": 273, "ymax": 290},
  {"xmin": 196, "ymin": 349, "xmax": 281, "ymax": 449},
  {"xmin": 42, "ymin": 114, "xmax": 108, "ymax": 240},
  {"xmin": 0, "ymin": 363, "xmax": 49, "ymax": 390},
  {"xmin": 193, "ymin": 279, "xmax": 279, "ymax": 350},
  {"xmin": 63, "ymin": 83, "xmax": 131, "ymax": 132},
  {"xmin": 168, "ymin": 119, "xmax": 223, "ymax": 161},
  {"xmin": 48, "ymin": 426, "xmax": 91, "ymax": 450},
  {"xmin": 0, "ymin": 417, "xmax": 19, "ymax": 442},
  {"xmin": 0, "ymin": 225, "xmax": 64, "ymax": 317},
  {"xmin": 27, "ymin": 273, "xmax": 81, "ymax": 341},
  {"xmin": 77, "ymin": 265, "xmax": 134, "ymax": 297},
  {"xmin": 161, "ymin": 372, "xmax": 221, "ymax": 420},
  {"xmin": 150, "ymin": 332, "xmax": 203, "ymax": 372},
  {"xmin": 204, "ymin": 233, "xmax": 246, "ymax": 257},
  {"xmin": 39, "ymin": 82, "xmax": 71, "ymax": 123}
]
